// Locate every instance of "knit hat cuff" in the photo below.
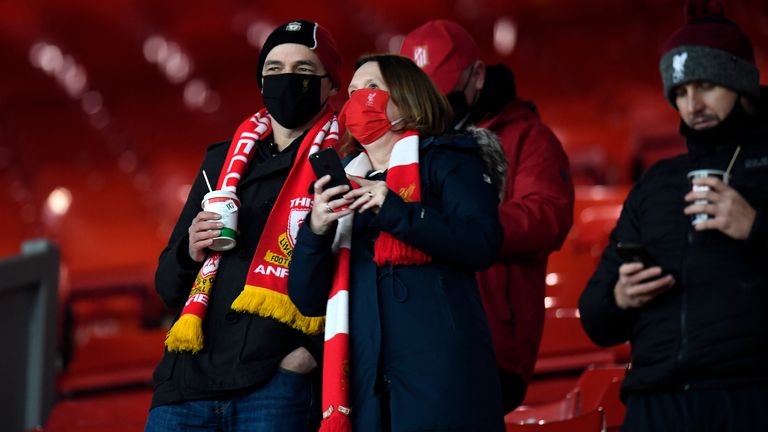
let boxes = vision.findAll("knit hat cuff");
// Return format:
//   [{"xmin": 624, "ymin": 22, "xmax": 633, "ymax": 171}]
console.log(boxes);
[
  {"xmin": 660, "ymin": 45, "xmax": 760, "ymax": 107},
  {"xmin": 257, "ymin": 20, "xmax": 342, "ymax": 90}
]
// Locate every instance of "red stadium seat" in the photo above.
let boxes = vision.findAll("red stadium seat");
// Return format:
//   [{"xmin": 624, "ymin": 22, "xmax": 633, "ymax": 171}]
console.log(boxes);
[
  {"xmin": 575, "ymin": 366, "xmax": 627, "ymax": 431},
  {"xmin": 534, "ymin": 185, "xmax": 631, "ymax": 381},
  {"xmin": 535, "ymin": 308, "xmax": 627, "ymax": 374},
  {"xmin": 524, "ymin": 375, "xmax": 580, "ymax": 406},
  {"xmin": 506, "ymin": 408, "xmax": 604, "ymax": 432},
  {"xmin": 57, "ymin": 328, "xmax": 165, "ymax": 396},
  {"xmin": 510, "ymin": 365, "xmax": 626, "ymax": 430},
  {"xmin": 507, "ymin": 389, "xmax": 580, "ymax": 425},
  {"xmin": 544, "ymin": 185, "xmax": 629, "ymax": 311},
  {"xmin": 57, "ymin": 269, "xmax": 168, "ymax": 396},
  {"xmin": 45, "ymin": 388, "xmax": 152, "ymax": 432}
]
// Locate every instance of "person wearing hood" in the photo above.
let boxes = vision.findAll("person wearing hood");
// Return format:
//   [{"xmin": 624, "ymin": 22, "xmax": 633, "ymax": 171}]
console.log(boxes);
[
  {"xmin": 579, "ymin": 2, "xmax": 768, "ymax": 430},
  {"xmin": 401, "ymin": 20, "xmax": 575, "ymax": 412}
]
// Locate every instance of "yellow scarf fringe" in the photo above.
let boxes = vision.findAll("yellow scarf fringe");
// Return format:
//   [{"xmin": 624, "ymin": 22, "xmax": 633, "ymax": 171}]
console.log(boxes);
[
  {"xmin": 231, "ymin": 285, "xmax": 325, "ymax": 335},
  {"xmin": 165, "ymin": 314, "xmax": 204, "ymax": 353}
]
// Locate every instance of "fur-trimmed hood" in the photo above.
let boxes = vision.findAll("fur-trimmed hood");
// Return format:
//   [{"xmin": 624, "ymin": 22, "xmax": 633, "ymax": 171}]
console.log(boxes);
[{"xmin": 469, "ymin": 126, "xmax": 507, "ymax": 199}]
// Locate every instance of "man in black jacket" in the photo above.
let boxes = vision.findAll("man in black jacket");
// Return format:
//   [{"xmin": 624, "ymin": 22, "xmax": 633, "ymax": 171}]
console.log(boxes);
[
  {"xmin": 579, "ymin": 4, "xmax": 768, "ymax": 431},
  {"xmin": 145, "ymin": 20, "xmax": 341, "ymax": 431}
]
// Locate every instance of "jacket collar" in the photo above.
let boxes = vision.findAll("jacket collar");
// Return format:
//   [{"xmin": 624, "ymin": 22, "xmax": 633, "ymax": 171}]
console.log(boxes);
[
  {"xmin": 238, "ymin": 133, "xmax": 305, "ymax": 187},
  {"xmin": 683, "ymin": 89, "xmax": 766, "ymax": 160},
  {"xmin": 476, "ymin": 99, "xmax": 538, "ymax": 130}
]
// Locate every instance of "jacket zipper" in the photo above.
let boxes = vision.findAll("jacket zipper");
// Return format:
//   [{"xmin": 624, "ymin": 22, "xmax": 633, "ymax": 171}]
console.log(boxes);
[{"xmin": 676, "ymin": 230, "xmax": 692, "ymax": 389}]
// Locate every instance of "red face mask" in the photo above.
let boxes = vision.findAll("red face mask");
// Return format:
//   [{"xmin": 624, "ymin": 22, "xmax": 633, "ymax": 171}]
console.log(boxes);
[{"xmin": 339, "ymin": 89, "xmax": 401, "ymax": 145}]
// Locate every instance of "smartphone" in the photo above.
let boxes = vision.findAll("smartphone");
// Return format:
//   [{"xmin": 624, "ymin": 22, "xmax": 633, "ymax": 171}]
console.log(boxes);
[
  {"xmin": 309, "ymin": 148, "xmax": 351, "ymax": 202},
  {"xmin": 616, "ymin": 242, "xmax": 657, "ymax": 267}
]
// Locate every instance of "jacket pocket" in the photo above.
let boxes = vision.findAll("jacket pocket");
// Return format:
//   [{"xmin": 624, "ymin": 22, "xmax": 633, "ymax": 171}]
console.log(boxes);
[{"xmin": 238, "ymin": 315, "xmax": 292, "ymax": 363}]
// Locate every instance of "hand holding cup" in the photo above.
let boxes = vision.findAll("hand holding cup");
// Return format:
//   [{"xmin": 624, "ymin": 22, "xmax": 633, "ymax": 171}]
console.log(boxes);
[
  {"xmin": 200, "ymin": 190, "xmax": 241, "ymax": 252},
  {"xmin": 684, "ymin": 173, "xmax": 756, "ymax": 240},
  {"xmin": 188, "ymin": 211, "xmax": 224, "ymax": 263}
]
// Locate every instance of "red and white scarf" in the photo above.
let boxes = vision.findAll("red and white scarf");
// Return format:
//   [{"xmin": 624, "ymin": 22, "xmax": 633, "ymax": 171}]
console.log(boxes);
[
  {"xmin": 165, "ymin": 107, "xmax": 339, "ymax": 353},
  {"xmin": 320, "ymin": 131, "xmax": 431, "ymax": 431}
]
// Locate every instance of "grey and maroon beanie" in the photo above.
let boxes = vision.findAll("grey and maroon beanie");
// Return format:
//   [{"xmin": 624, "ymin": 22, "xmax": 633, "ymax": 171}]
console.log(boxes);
[{"xmin": 659, "ymin": 0, "xmax": 760, "ymax": 107}]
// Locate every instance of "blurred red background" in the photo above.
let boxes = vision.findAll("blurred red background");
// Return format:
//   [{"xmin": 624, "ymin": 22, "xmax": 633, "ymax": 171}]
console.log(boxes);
[
  {"xmin": 3, "ymin": 1, "xmax": 766, "ymax": 430},
  {"xmin": 2, "ymin": 0, "xmax": 766, "ymax": 280}
]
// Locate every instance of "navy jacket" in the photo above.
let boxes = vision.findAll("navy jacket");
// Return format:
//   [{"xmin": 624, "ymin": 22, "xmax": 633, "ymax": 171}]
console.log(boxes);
[{"xmin": 288, "ymin": 135, "xmax": 505, "ymax": 431}]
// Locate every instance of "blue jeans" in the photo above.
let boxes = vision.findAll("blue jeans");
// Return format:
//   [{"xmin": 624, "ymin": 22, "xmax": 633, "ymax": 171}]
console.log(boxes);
[{"xmin": 145, "ymin": 368, "xmax": 315, "ymax": 432}]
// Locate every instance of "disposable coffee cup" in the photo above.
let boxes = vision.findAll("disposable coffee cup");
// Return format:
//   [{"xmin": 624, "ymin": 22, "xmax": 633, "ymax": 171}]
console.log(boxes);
[
  {"xmin": 686, "ymin": 169, "xmax": 728, "ymax": 226},
  {"xmin": 201, "ymin": 190, "xmax": 241, "ymax": 251}
]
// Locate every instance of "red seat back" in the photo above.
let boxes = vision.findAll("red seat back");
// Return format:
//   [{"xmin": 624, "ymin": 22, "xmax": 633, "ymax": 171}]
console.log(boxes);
[
  {"xmin": 575, "ymin": 366, "xmax": 627, "ymax": 431},
  {"xmin": 506, "ymin": 390, "xmax": 580, "ymax": 425},
  {"xmin": 506, "ymin": 408, "xmax": 604, "ymax": 432}
]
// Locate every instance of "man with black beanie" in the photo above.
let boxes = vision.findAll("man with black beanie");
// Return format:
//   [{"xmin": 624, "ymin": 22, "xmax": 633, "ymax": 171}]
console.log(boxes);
[
  {"xmin": 145, "ymin": 20, "xmax": 341, "ymax": 431},
  {"xmin": 579, "ymin": 1, "xmax": 768, "ymax": 430},
  {"xmin": 401, "ymin": 20, "xmax": 575, "ymax": 413}
]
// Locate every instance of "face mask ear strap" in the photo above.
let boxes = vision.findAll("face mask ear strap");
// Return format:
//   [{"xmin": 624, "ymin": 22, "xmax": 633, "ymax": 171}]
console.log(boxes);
[
  {"xmin": 317, "ymin": 73, "xmax": 335, "ymax": 90},
  {"xmin": 315, "ymin": 73, "xmax": 336, "ymax": 107},
  {"xmin": 459, "ymin": 64, "xmax": 482, "ymax": 121}
]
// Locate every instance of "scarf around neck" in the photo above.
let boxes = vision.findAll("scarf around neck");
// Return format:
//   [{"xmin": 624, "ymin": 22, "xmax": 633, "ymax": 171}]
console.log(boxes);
[{"xmin": 165, "ymin": 107, "xmax": 339, "ymax": 353}]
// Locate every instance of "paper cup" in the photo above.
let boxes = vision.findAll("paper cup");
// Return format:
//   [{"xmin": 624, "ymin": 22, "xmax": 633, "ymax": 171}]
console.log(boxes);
[
  {"xmin": 201, "ymin": 190, "xmax": 241, "ymax": 251},
  {"xmin": 686, "ymin": 169, "xmax": 728, "ymax": 226}
]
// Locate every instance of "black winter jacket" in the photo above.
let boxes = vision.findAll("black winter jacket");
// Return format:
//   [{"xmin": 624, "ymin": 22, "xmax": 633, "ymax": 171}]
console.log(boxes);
[
  {"xmin": 579, "ymin": 90, "xmax": 768, "ymax": 398},
  {"xmin": 151, "ymin": 135, "xmax": 322, "ymax": 408}
]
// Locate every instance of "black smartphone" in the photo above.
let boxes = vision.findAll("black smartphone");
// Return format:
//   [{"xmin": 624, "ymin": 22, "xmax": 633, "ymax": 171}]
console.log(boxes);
[
  {"xmin": 616, "ymin": 242, "xmax": 657, "ymax": 267},
  {"xmin": 309, "ymin": 148, "xmax": 351, "ymax": 201}
]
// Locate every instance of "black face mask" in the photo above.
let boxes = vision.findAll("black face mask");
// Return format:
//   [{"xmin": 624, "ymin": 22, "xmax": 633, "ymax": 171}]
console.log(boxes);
[
  {"xmin": 445, "ymin": 64, "xmax": 477, "ymax": 132},
  {"xmin": 446, "ymin": 91, "xmax": 471, "ymax": 131},
  {"xmin": 262, "ymin": 73, "xmax": 327, "ymax": 129}
]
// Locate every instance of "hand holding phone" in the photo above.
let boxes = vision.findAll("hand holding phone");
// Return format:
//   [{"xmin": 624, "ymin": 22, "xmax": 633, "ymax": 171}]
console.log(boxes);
[
  {"xmin": 309, "ymin": 148, "xmax": 351, "ymax": 201},
  {"xmin": 616, "ymin": 242, "xmax": 657, "ymax": 267},
  {"xmin": 614, "ymin": 242, "xmax": 674, "ymax": 309}
]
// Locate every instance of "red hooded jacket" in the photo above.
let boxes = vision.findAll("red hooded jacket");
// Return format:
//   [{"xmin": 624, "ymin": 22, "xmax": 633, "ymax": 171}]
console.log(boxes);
[{"xmin": 475, "ymin": 99, "xmax": 574, "ymax": 386}]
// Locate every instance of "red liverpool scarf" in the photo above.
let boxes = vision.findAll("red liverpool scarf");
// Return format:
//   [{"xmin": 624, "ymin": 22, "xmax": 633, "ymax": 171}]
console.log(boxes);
[
  {"xmin": 319, "ymin": 131, "xmax": 431, "ymax": 431},
  {"xmin": 165, "ymin": 107, "xmax": 339, "ymax": 353}
]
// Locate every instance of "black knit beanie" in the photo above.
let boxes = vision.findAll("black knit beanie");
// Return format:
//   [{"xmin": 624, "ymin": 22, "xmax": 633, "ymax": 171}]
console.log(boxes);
[{"xmin": 256, "ymin": 20, "xmax": 342, "ymax": 90}]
